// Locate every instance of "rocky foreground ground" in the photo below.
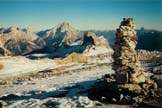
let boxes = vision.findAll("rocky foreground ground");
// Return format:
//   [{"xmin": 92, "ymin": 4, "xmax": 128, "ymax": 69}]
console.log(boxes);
[{"xmin": 0, "ymin": 49, "xmax": 161, "ymax": 108}]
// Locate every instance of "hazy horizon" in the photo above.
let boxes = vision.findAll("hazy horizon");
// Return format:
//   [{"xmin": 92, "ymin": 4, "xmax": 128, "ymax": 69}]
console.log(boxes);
[{"xmin": 0, "ymin": 0, "xmax": 161, "ymax": 31}]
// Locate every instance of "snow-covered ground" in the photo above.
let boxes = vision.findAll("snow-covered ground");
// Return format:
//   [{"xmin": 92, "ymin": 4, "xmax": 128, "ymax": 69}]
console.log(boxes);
[
  {"xmin": 0, "ymin": 56, "xmax": 114, "ymax": 108},
  {"xmin": 0, "ymin": 54, "xmax": 160, "ymax": 108},
  {"xmin": 0, "ymin": 56, "xmax": 55, "ymax": 79},
  {"xmin": 0, "ymin": 65, "xmax": 113, "ymax": 108}
]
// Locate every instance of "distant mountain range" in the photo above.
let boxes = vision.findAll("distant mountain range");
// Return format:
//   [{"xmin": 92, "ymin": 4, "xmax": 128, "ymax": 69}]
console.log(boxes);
[
  {"xmin": 37, "ymin": 22, "xmax": 82, "ymax": 53},
  {"xmin": 0, "ymin": 22, "xmax": 111, "ymax": 57},
  {"xmin": 0, "ymin": 23, "xmax": 161, "ymax": 57},
  {"xmin": 89, "ymin": 29, "xmax": 162, "ymax": 51},
  {"xmin": 0, "ymin": 26, "xmax": 44, "ymax": 56},
  {"xmin": 136, "ymin": 29, "xmax": 162, "ymax": 51}
]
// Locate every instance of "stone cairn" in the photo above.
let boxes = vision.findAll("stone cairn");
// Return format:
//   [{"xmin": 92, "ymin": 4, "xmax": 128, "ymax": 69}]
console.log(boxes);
[
  {"xmin": 113, "ymin": 18, "xmax": 158, "ymax": 104},
  {"xmin": 89, "ymin": 18, "xmax": 158, "ymax": 106},
  {"xmin": 114, "ymin": 18, "xmax": 148, "ymax": 84}
]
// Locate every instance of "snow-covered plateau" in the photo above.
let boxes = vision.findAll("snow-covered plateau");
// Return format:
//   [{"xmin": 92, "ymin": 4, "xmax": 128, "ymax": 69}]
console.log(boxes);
[
  {"xmin": 0, "ymin": 53, "xmax": 160, "ymax": 108},
  {"xmin": 0, "ymin": 55, "xmax": 114, "ymax": 108}
]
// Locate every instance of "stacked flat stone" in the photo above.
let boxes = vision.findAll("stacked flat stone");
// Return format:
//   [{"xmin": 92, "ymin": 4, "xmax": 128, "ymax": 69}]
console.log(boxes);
[
  {"xmin": 89, "ymin": 18, "xmax": 158, "ymax": 105},
  {"xmin": 114, "ymin": 18, "xmax": 148, "ymax": 84}
]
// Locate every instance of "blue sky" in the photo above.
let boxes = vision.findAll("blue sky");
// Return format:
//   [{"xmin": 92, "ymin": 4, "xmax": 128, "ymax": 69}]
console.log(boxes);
[{"xmin": 0, "ymin": 0, "xmax": 161, "ymax": 31}]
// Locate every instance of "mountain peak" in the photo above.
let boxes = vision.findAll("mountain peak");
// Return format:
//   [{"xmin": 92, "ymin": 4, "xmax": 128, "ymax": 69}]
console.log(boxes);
[
  {"xmin": 57, "ymin": 22, "xmax": 72, "ymax": 31},
  {"xmin": 61, "ymin": 21, "xmax": 70, "ymax": 26},
  {"xmin": 51, "ymin": 22, "xmax": 79, "ymax": 39},
  {"xmin": 22, "ymin": 27, "xmax": 32, "ymax": 33},
  {"xmin": 5, "ymin": 26, "xmax": 19, "ymax": 33},
  {"xmin": 37, "ymin": 22, "xmax": 80, "ymax": 50}
]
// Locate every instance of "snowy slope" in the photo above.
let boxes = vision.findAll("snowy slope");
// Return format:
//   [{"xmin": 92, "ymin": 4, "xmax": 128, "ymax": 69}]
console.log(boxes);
[
  {"xmin": 0, "ymin": 56, "xmax": 55, "ymax": 79},
  {"xmin": 0, "ymin": 63, "xmax": 113, "ymax": 108}
]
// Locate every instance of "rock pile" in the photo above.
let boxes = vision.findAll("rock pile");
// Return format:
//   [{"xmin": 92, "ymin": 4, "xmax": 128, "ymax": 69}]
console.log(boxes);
[
  {"xmin": 114, "ymin": 18, "xmax": 148, "ymax": 83},
  {"xmin": 112, "ymin": 18, "xmax": 158, "ymax": 104},
  {"xmin": 89, "ymin": 18, "xmax": 159, "ymax": 106},
  {"xmin": 113, "ymin": 18, "xmax": 158, "ymax": 104}
]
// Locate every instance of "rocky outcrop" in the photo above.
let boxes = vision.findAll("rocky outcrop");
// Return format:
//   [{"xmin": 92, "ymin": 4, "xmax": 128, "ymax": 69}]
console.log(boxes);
[
  {"xmin": 83, "ymin": 31, "xmax": 109, "ymax": 47},
  {"xmin": 82, "ymin": 31, "xmax": 114, "ymax": 63}
]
